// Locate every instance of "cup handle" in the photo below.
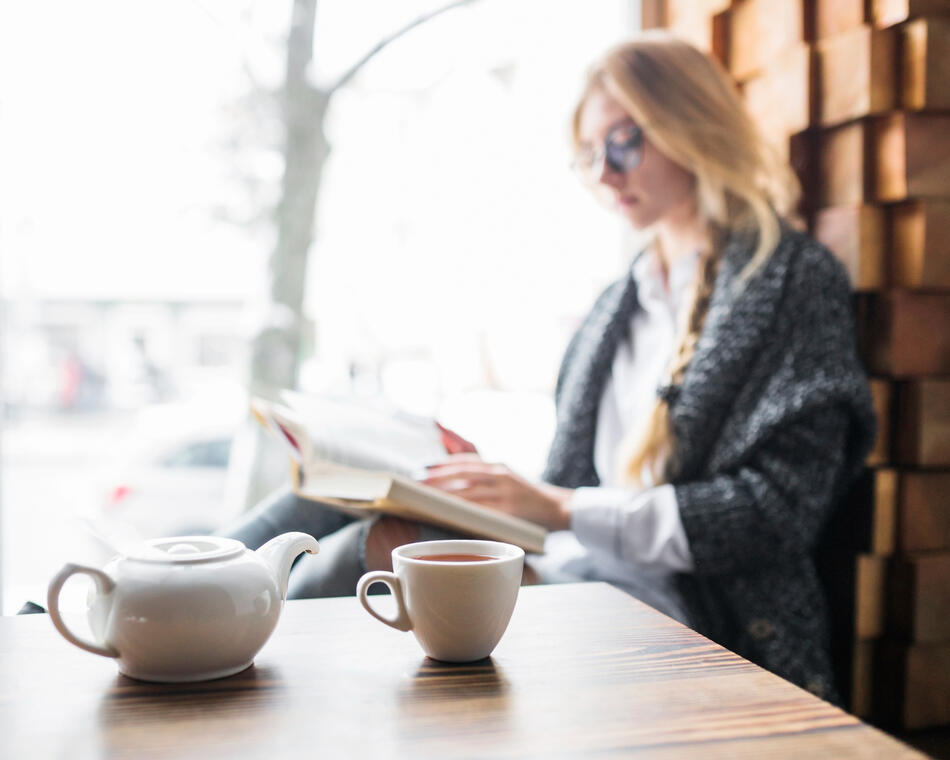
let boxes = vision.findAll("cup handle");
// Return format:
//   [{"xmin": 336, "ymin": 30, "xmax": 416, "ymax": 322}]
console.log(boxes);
[
  {"xmin": 47, "ymin": 563, "xmax": 120, "ymax": 658},
  {"xmin": 356, "ymin": 571, "xmax": 412, "ymax": 632}
]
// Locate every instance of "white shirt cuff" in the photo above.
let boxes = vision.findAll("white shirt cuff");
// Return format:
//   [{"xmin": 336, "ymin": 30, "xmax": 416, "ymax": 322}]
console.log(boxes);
[{"xmin": 569, "ymin": 484, "xmax": 694, "ymax": 572}]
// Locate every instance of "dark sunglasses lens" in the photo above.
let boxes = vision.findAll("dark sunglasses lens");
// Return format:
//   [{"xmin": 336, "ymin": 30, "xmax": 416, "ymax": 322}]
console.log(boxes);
[{"xmin": 604, "ymin": 126, "xmax": 643, "ymax": 173}]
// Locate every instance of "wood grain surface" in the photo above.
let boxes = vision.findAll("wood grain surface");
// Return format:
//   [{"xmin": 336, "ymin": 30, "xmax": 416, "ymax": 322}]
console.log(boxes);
[
  {"xmin": 892, "ymin": 201, "xmax": 950, "ymax": 289},
  {"xmin": 815, "ymin": 0, "xmax": 867, "ymax": 39},
  {"xmin": 896, "ymin": 380, "xmax": 950, "ymax": 466},
  {"xmin": 726, "ymin": 0, "xmax": 810, "ymax": 80},
  {"xmin": 899, "ymin": 471, "xmax": 950, "ymax": 552},
  {"xmin": 872, "ymin": 0, "xmax": 950, "ymax": 29},
  {"xmin": 815, "ymin": 24, "xmax": 896, "ymax": 127},
  {"xmin": 0, "ymin": 583, "xmax": 921, "ymax": 759},
  {"xmin": 873, "ymin": 113, "xmax": 950, "ymax": 201},
  {"xmin": 861, "ymin": 294, "xmax": 950, "ymax": 377},
  {"xmin": 868, "ymin": 379, "xmax": 893, "ymax": 466},
  {"xmin": 901, "ymin": 17, "xmax": 950, "ymax": 110},
  {"xmin": 813, "ymin": 205, "xmax": 886, "ymax": 290},
  {"xmin": 889, "ymin": 553, "xmax": 950, "ymax": 642},
  {"xmin": 742, "ymin": 43, "xmax": 813, "ymax": 143}
]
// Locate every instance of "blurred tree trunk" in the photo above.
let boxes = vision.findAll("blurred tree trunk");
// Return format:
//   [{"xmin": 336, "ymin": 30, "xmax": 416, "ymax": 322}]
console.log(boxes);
[
  {"xmin": 241, "ymin": 0, "xmax": 326, "ymax": 510},
  {"xmin": 239, "ymin": 0, "xmax": 478, "ymax": 511},
  {"xmin": 251, "ymin": 0, "xmax": 327, "ymax": 400}
]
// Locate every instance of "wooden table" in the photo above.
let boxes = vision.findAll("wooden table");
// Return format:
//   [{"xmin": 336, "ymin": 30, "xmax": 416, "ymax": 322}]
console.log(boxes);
[{"xmin": 0, "ymin": 583, "xmax": 920, "ymax": 758}]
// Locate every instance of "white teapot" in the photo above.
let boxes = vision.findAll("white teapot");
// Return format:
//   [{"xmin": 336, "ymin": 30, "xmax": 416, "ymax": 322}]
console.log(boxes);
[{"xmin": 47, "ymin": 532, "xmax": 319, "ymax": 683}]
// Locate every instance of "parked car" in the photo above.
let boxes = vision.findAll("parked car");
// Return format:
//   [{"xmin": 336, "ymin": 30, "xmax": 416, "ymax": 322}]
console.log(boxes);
[{"xmin": 90, "ymin": 403, "xmax": 243, "ymax": 542}]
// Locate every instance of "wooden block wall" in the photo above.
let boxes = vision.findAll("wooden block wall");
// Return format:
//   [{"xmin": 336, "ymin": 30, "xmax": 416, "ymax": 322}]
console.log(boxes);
[
  {"xmin": 891, "ymin": 201, "xmax": 950, "ymax": 287},
  {"xmin": 895, "ymin": 380, "xmax": 950, "ymax": 466},
  {"xmin": 879, "ymin": 642, "xmax": 950, "ymax": 729},
  {"xmin": 814, "ymin": 25, "xmax": 896, "ymax": 126},
  {"xmin": 873, "ymin": 0, "xmax": 950, "ymax": 28},
  {"xmin": 859, "ymin": 294, "xmax": 950, "ymax": 376},
  {"xmin": 873, "ymin": 113, "xmax": 950, "ymax": 201},
  {"xmin": 898, "ymin": 472, "xmax": 950, "ymax": 551},
  {"xmin": 901, "ymin": 18, "xmax": 950, "ymax": 109},
  {"xmin": 814, "ymin": 206, "xmax": 886, "ymax": 289},
  {"xmin": 646, "ymin": 0, "xmax": 950, "ymax": 731}
]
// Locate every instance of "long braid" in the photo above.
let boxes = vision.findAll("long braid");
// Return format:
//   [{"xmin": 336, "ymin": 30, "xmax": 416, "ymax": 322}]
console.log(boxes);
[
  {"xmin": 669, "ymin": 239, "xmax": 721, "ymax": 386},
  {"xmin": 622, "ymin": 230, "xmax": 723, "ymax": 486}
]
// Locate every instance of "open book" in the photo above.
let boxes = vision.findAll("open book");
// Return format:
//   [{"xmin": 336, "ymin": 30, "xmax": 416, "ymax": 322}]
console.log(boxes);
[{"xmin": 251, "ymin": 393, "xmax": 547, "ymax": 553}]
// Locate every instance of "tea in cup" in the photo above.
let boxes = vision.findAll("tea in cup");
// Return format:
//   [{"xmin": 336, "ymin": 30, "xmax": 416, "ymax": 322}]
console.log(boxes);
[{"xmin": 356, "ymin": 539, "xmax": 524, "ymax": 662}]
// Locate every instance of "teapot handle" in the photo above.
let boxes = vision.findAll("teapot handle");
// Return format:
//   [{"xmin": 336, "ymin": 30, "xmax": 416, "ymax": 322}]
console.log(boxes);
[{"xmin": 47, "ymin": 563, "xmax": 120, "ymax": 659}]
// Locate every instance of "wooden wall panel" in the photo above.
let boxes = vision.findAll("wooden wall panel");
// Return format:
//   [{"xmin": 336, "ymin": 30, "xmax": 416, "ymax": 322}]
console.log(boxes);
[
  {"xmin": 667, "ymin": 0, "xmax": 713, "ymax": 51},
  {"xmin": 815, "ymin": 0, "xmax": 867, "ymax": 38},
  {"xmin": 895, "ymin": 380, "xmax": 950, "ymax": 466},
  {"xmin": 815, "ymin": 26, "xmax": 896, "ymax": 126},
  {"xmin": 852, "ymin": 639, "xmax": 877, "ymax": 719},
  {"xmin": 711, "ymin": 8, "xmax": 729, "ymax": 66},
  {"xmin": 871, "ymin": 469, "xmax": 899, "ymax": 555},
  {"xmin": 892, "ymin": 201, "xmax": 950, "ymax": 288},
  {"xmin": 880, "ymin": 642, "xmax": 950, "ymax": 728},
  {"xmin": 641, "ymin": 0, "xmax": 668, "ymax": 28},
  {"xmin": 856, "ymin": 554, "xmax": 889, "ymax": 638},
  {"xmin": 899, "ymin": 472, "xmax": 950, "ymax": 552},
  {"xmin": 666, "ymin": 0, "xmax": 731, "ymax": 52},
  {"xmin": 742, "ymin": 44, "xmax": 813, "ymax": 144},
  {"xmin": 873, "ymin": 113, "xmax": 950, "ymax": 201},
  {"xmin": 861, "ymin": 293, "xmax": 950, "ymax": 376},
  {"xmin": 813, "ymin": 205, "xmax": 886, "ymax": 289},
  {"xmin": 868, "ymin": 379, "xmax": 893, "ymax": 466},
  {"xmin": 802, "ymin": 121, "xmax": 872, "ymax": 208},
  {"xmin": 889, "ymin": 553, "xmax": 950, "ymax": 642},
  {"xmin": 838, "ymin": 467, "xmax": 898, "ymax": 553},
  {"xmin": 901, "ymin": 18, "xmax": 950, "ymax": 110},
  {"xmin": 872, "ymin": 0, "xmax": 950, "ymax": 28},
  {"xmin": 727, "ymin": 0, "xmax": 812, "ymax": 80}
]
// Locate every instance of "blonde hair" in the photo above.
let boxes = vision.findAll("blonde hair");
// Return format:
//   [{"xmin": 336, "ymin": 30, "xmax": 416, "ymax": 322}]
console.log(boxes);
[{"xmin": 571, "ymin": 32, "xmax": 800, "ymax": 486}]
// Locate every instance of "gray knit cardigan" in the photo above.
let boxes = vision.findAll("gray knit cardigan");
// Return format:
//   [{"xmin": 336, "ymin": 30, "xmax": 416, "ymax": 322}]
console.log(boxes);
[{"xmin": 542, "ymin": 225, "xmax": 876, "ymax": 701}]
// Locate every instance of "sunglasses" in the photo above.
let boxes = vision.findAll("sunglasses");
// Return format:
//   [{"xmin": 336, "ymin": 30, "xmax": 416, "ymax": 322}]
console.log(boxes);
[{"xmin": 572, "ymin": 122, "xmax": 644, "ymax": 178}]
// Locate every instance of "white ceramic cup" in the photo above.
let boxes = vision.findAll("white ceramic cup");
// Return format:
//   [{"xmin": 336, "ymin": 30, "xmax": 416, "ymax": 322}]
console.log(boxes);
[{"xmin": 357, "ymin": 539, "xmax": 524, "ymax": 662}]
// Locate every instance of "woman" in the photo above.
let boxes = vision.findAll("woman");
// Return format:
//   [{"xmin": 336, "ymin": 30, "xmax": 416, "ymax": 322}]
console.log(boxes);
[{"xmin": 228, "ymin": 32, "xmax": 875, "ymax": 702}]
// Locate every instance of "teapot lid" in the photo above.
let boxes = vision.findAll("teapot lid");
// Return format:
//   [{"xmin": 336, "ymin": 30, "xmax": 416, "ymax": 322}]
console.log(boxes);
[{"xmin": 128, "ymin": 536, "xmax": 245, "ymax": 564}]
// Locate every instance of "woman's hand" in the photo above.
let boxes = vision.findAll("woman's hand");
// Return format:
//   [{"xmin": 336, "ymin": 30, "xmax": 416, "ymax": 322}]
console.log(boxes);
[{"xmin": 422, "ymin": 454, "xmax": 573, "ymax": 531}]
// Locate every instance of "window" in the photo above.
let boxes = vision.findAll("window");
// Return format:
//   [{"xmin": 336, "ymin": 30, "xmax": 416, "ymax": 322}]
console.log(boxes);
[{"xmin": 0, "ymin": 0, "xmax": 638, "ymax": 613}]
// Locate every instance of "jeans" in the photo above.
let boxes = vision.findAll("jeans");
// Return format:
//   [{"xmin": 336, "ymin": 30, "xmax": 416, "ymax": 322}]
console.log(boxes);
[
  {"xmin": 223, "ymin": 489, "xmax": 457, "ymax": 599},
  {"xmin": 225, "ymin": 490, "xmax": 691, "ymax": 626}
]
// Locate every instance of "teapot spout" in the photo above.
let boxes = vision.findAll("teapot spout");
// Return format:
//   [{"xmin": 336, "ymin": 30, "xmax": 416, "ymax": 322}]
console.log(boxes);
[{"xmin": 257, "ymin": 532, "xmax": 320, "ymax": 600}]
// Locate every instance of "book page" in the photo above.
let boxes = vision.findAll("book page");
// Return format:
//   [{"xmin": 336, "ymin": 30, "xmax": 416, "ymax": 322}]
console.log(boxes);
[
  {"xmin": 250, "ymin": 397, "xmax": 304, "ymax": 465},
  {"xmin": 280, "ymin": 391, "xmax": 448, "ymax": 477}
]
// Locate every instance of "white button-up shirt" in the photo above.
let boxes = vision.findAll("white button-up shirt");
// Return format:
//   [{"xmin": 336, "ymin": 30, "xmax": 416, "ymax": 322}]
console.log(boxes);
[{"xmin": 539, "ymin": 248, "xmax": 697, "ymax": 622}]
